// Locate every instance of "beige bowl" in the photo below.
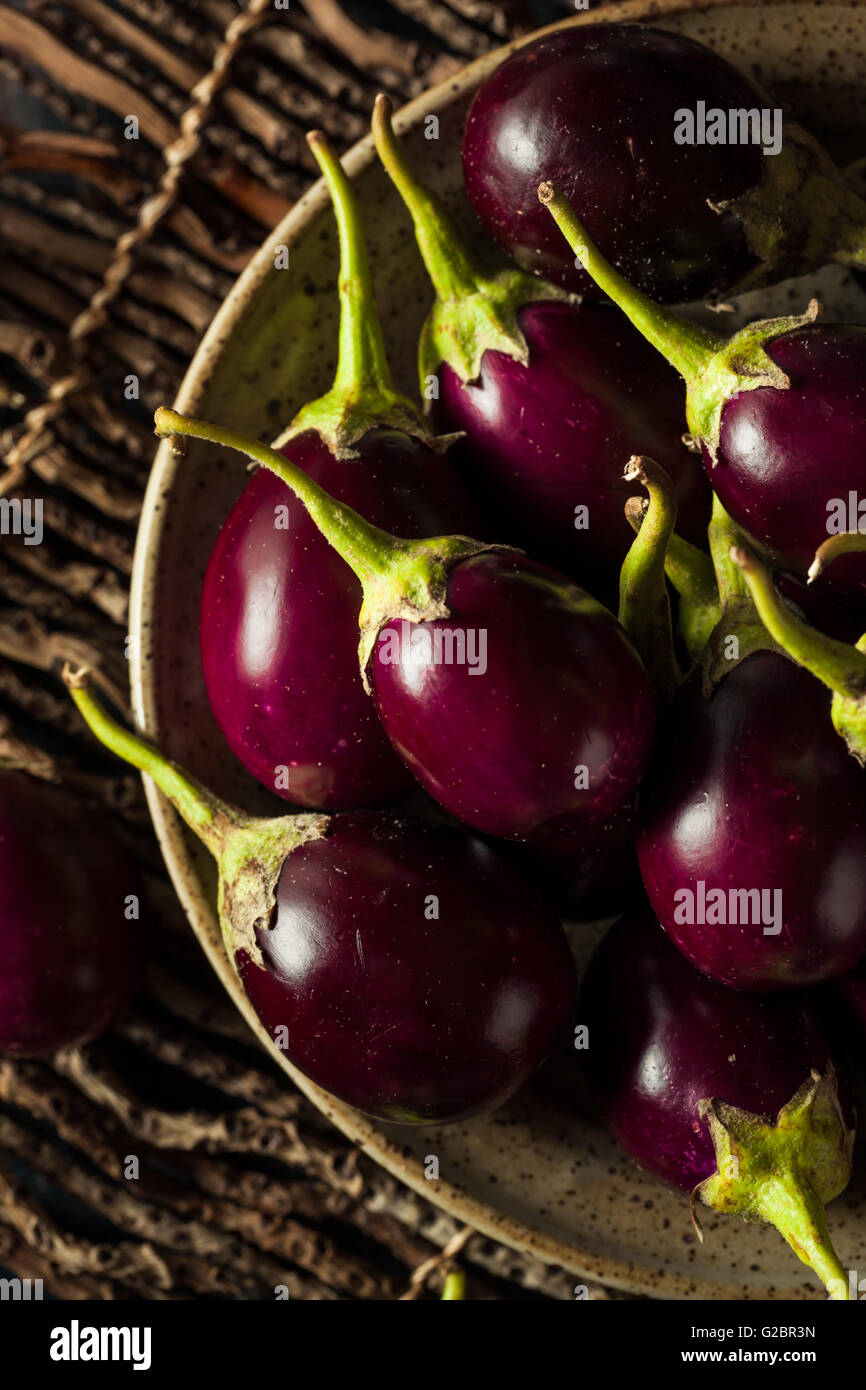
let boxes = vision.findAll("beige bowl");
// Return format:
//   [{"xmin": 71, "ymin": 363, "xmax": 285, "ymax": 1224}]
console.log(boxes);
[{"xmin": 131, "ymin": 0, "xmax": 866, "ymax": 1299}]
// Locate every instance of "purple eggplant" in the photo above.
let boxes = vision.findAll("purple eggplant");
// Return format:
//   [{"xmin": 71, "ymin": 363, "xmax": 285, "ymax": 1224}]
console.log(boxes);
[
  {"xmin": 539, "ymin": 184, "xmax": 866, "ymax": 600},
  {"xmin": 630, "ymin": 486, "xmax": 866, "ymax": 990},
  {"xmin": 65, "ymin": 669, "xmax": 575, "ymax": 1123},
  {"xmin": 0, "ymin": 769, "xmax": 147, "ymax": 1054},
  {"xmin": 371, "ymin": 95, "xmax": 708, "ymax": 605},
  {"xmin": 201, "ymin": 132, "xmax": 473, "ymax": 811},
  {"xmin": 156, "ymin": 408, "xmax": 656, "ymax": 860},
  {"xmin": 637, "ymin": 650, "xmax": 866, "ymax": 991},
  {"xmin": 579, "ymin": 912, "xmax": 854, "ymax": 1299},
  {"xmin": 465, "ymin": 24, "xmax": 866, "ymax": 303}
]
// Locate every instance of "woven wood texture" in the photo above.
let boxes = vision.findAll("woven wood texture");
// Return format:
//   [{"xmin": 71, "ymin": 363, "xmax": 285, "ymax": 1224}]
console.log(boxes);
[{"xmin": 0, "ymin": 0, "xmax": 613, "ymax": 1301}]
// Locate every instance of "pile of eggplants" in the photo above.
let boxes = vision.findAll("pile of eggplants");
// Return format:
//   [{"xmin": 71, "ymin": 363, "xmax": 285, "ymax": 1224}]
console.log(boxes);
[{"xmin": 40, "ymin": 21, "xmax": 866, "ymax": 1299}]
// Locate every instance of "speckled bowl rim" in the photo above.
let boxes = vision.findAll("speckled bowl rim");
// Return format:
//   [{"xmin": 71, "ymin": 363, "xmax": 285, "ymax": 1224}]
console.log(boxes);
[{"xmin": 130, "ymin": 0, "xmax": 853, "ymax": 1299}]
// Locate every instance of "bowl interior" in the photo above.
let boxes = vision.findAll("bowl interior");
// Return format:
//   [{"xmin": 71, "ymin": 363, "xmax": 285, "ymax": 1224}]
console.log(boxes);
[{"xmin": 131, "ymin": 0, "xmax": 866, "ymax": 1298}]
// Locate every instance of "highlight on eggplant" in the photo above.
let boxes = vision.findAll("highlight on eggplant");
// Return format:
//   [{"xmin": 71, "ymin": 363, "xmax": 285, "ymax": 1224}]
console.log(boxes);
[
  {"xmin": 156, "ymin": 406, "xmax": 657, "ymax": 863},
  {"xmin": 63, "ymin": 665, "xmax": 576, "ymax": 1125},
  {"xmin": 200, "ymin": 130, "xmax": 475, "ymax": 813}
]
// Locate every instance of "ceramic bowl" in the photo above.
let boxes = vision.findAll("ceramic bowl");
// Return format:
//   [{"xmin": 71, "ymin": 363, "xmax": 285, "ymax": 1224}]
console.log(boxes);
[{"xmin": 130, "ymin": 0, "xmax": 866, "ymax": 1299}]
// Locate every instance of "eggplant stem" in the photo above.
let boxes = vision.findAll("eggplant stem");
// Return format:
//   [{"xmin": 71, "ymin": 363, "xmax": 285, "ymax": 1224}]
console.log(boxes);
[
  {"xmin": 731, "ymin": 545, "xmax": 866, "ymax": 700},
  {"xmin": 154, "ymin": 408, "xmax": 500, "ymax": 687},
  {"xmin": 754, "ymin": 1175, "xmax": 850, "ymax": 1301},
  {"xmin": 618, "ymin": 455, "xmax": 681, "ymax": 699},
  {"xmin": 62, "ymin": 664, "xmax": 239, "ymax": 857},
  {"xmin": 155, "ymin": 407, "xmax": 402, "ymax": 589},
  {"xmin": 372, "ymin": 94, "xmax": 481, "ymax": 307},
  {"xmin": 373, "ymin": 95, "xmax": 566, "ymax": 388},
  {"xmin": 278, "ymin": 131, "xmax": 428, "ymax": 456},
  {"xmin": 537, "ymin": 182, "xmax": 720, "ymax": 384},
  {"xmin": 440, "ymin": 1268, "xmax": 467, "ymax": 1301}
]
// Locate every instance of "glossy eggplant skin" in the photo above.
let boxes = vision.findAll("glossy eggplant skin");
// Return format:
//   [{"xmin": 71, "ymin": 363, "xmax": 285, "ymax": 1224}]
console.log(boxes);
[
  {"xmin": 433, "ymin": 300, "xmax": 709, "ymax": 605},
  {"xmin": 0, "ymin": 772, "xmax": 147, "ymax": 1055},
  {"xmin": 236, "ymin": 813, "xmax": 577, "ymax": 1123},
  {"xmin": 708, "ymin": 325, "xmax": 866, "ymax": 599},
  {"xmin": 462, "ymin": 25, "xmax": 763, "ymax": 302},
  {"xmin": 637, "ymin": 651, "xmax": 866, "ymax": 991},
  {"xmin": 370, "ymin": 551, "xmax": 656, "ymax": 844},
  {"xmin": 579, "ymin": 913, "xmax": 839, "ymax": 1190},
  {"xmin": 201, "ymin": 428, "xmax": 475, "ymax": 810}
]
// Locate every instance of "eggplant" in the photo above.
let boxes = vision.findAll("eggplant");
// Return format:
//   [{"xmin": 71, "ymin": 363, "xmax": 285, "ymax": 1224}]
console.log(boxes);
[
  {"xmin": 64, "ymin": 668, "xmax": 575, "ymax": 1124},
  {"xmin": 539, "ymin": 184, "xmax": 866, "ymax": 601},
  {"xmin": 370, "ymin": 94, "xmax": 708, "ymax": 606},
  {"xmin": 466, "ymin": 24, "xmax": 866, "ymax": 302},
  {"xmin": 579, "ymin": 912, "xmax": 854, "ymax": 1299},
  {"xmin": 0, "ymin": 770, "xmax": 147, "ymax": 1054},
  {"xmin": 201, "ymin": 132, "xmax": 473, "ymax": 811},
  {"xmin": 156, "ymin": 409, "xmax": 657, "ymax": 861}
]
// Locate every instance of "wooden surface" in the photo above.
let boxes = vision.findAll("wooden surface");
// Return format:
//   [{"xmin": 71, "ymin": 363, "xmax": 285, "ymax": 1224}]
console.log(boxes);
[{"xmin": 0, "ymin": 0, "xmax": 609, "ymax": 1300}]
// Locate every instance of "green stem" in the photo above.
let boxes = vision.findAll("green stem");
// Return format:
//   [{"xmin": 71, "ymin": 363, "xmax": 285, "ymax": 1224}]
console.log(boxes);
[
  {"xmin": 624, "ymin": 508, "xmax": 720, "ymax": 662},
  {"xmin": 440, "ymin": 1269, "xmax": 467, "ymax": 1301},
  {"xmin": 158, "ymin": 407, "xmax": 401, "ymax": 588},
  {"xmin": 694, "ymin": 495, "xmax": 780, "ymax": 691},
  {"xmin": 537, "ymin": 183, "xmax": 813, "ymax": 463},
  {"xmin": 731, "ymin": 545, "xmax": 866, "ymax": 762},
  {"xmin": 754, "ymin": 1177, "xmax": 850, "ymax": 1301},
  {"xmin": 708, "ymin": 494, "xmax": 753, "ymax": 614},
  {"xmin": 311, "ymin": 131, "xmax": 391, "ymax": 405},
  {"xmin": 282, "ymin": 131, "xmax": 427, "ymax": 455},
  {"xmin": 63, "ymin": 664, "xmax": 330, "ymax": 969},
  {"xmin": 537, "ymin": 182, "xmax": 720, "ymax": 383},
  {"xmin": 62, "ymin": 664, "xmax": 239, "ymax": 857},
  {"xmin": 372, "ymin": 93, "xmax": 483, "ymax": 307},
  {"xmin": 809, "ymin": 531, "xmax": 866, "ymax": 584},
  {"xmin": 697, "ymin": 1067, "xmax": 853, "ymax": 1301},
  {"xmin": 731, "ymin": 545, "xmax": 866, "ymax": 700},
  {"xmin": 155, "ymin": 408, "xmax": 496, "ymax": 684},
  {"xmin": 618, "ymin": 456, "xmax": 680, "ymax": 700},
  {"xmin": 374, "ymin": 96, "xmax": 567, "ymax": 387}
]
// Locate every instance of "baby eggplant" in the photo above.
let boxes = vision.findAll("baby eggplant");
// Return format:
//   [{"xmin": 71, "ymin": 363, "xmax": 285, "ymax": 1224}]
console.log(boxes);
[
  {"xmin": 201, "ymin": 132, "xmax": 473, "ymax": 811},
  {"xmin": 467, "ymin": 24, "xmax": 866, "ymax": 302},
  {"xmin": 64, "ymin": 668, "xmax": 575, "ymax": 1124},
  {"xmin": 0, "ymin": 769, "xmax": 147, "ymax": 1054},
  {"xmin": 579, "ymin": 912, "xmax": 854, "ymax": 1299},
  {"xmin": 371, "ymin": 94, "xmax": 708, "ymax": 606},
  {"xmin": 637, "ymin": 497, "xmax": 866, "ymax": 991},
  {"xmin": 156, "ymin": 409, "xmax": 657, "ymax": 860},
  {"xmin": 540, "ymin": 184, "xmax": 866, "ymax": 600}
]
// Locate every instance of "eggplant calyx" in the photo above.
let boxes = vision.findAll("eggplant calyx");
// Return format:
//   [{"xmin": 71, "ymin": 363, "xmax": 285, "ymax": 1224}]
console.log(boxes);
[
  {"xmin": 731, "ymin": 543, "xmax": 866, "ymax": 762},
  {"xmin": 62, "ymin": 664, "xmax": 329, "ymax": 971},
  {"xmin": 618, "ymin": 456, "xmax": 681, "ymax": 700},
  {"xmin": 695, "ymin": 1065, "xmax": 853, "ymax": 1300},
  {"xmin": 712, "ymin": 122, "xmax": 866, "ymax": 296},
  {"xmin": 686, "ymin": 300, "xmax": 821, "ymax": 466},
  {"xmin": 154, "ymin": 409, "xmax": 512, "ymax": 693},
  {"xmin": 217, "ymin": 814, "xmax": 329, "ymax": 968},
  {"xmin": 372, "ymin": 93, "xmax": 570, "ymax": 391},
  {"xmin": 355, "ymin": 533, "xmax": 508, "ymax": 691},
  {"xmin": 536, "ymin": 182, "xmax": 820, "ymax": 463},
  {"xmin": 277, "ymin": 130, "xmax": 447, "ymax": 460}
]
